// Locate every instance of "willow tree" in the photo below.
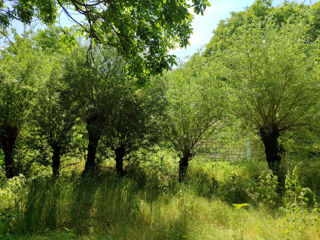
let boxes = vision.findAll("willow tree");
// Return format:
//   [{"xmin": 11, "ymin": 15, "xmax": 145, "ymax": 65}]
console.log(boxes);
[
  {"xmin": 32, "ymin": 64, "xmax": 78, "ymax": 177},
  {"xmin": 163, "ymin": 55, "xmax": 228, "ymax": 182},
  {"xmin": 222, "ymin": 22, "xmax": 320, "ymax": 184},
  {"xmin": 0, "ymin": 34, "xmax": 48, "ymax": 178},
  {"xmin": 63, "ymin": 46, "xmax": 126, "ymax": 174},
  {"xmin": 27, "ymin": 27, "xmax": 79, "ymax": 178},
  {"xmin": 102, "ymin": 78, "xmax": 166, "ymax": 176}
]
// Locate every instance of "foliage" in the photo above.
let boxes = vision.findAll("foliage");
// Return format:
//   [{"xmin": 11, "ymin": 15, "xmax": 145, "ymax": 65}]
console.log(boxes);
[
  {"xmin": 210, "ymin": 19, "xmax": 320, "ymax": 182},
  {"xmin": 0, "ymin": 174, "xmax": 26, "ymax": 234},
  {"xmin": 0, "ymin": 0, "xmax": 211, "ymax": 79},
  {"xmin": 223, "ymin": 22, "xmax": 319, "ymax": 135},
  {"xmin": 31, "ymin": 63, "xmax": 77, "ymax": 156},
  {"xmin": 163, "ymin": 54, "xmax": 228, "ymax": 159},
  {"xmin": 29, "ymin": 29, "xmax": 79, "ymax": 176},
  {"xmin": 102, "ymin": 76, "xmax": 166, "ymax": 172},
  {"xmin": 277, "ymin": 169, "xmax": 317, "ymax": 239},
  {"xmin": 0, "ymin": 33, "xmax": 48, "ymax": 133},
  {"xmin": 62, "ymin": 46, "xmax": 125, "ymax": 128},
  {"xmin": 205, "ymin": 0, "xmax": 320, "ymax": 58},
  {"xmin": 0, "ymin": 32, "xmax": 50, "ymax": 177}
]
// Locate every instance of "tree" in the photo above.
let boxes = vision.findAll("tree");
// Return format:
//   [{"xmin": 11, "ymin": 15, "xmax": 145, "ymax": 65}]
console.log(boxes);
[
  {"xmin": 15, "ymin": 27, "xmax": 80, "ymax": 177},
  {"xmin": 32, "ymin": 64, "xmax": 77, "ymax": 177},
  {"xmin": 221, "ymin": 22, "xmax": 320, "ymax": 185},
  {"xmin": 31, "ymin": 27, "xmax": 79, "ymax": 177},
  {"xmin": 103, "ymin": 77, "xmax": 166, "ymax": 176},
  {"xmin": 0, "ymin": 33, "xmax": 48, "ymax": 178},
  {"xmin": 163, "ymin": 55, "xmax": 227, "ymax": 182},
  {"xmin": 0, "ymin": 0, "xmax": 210, "ymax": 79},
  {"xmin": 62, "ymin": 46, "xmax": 126, "ymax": 174},
  {"xmin": 202, "ymin": 0, "xmax": 320, "ymax": 186}
]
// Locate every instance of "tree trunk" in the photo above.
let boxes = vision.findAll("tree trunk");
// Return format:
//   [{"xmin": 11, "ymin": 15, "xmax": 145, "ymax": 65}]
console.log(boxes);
[
  {"xmin": 259, "ymin": 125, "xmax": 284, "ymax": 187},
  {"xmin": 52, "ymin": 146, "xmax": 61, "ymax": 178},
  {"xmin": 0, "ymin": 126, "xmax": 18, "ymax": 178},
  {"xmin": 83, "ymin": 131, "xmax": 100, "ymax": 174},
  {"xmin": 179, "ymin": 151, "xmax": 191, "ymax": 182},
  {"xmin": 115, "ymin": 146, "xmax": 126, "ymax": 177},
  {"xmin": 83, "ymin": 116, "xmax": 103, "ymax": 175}
]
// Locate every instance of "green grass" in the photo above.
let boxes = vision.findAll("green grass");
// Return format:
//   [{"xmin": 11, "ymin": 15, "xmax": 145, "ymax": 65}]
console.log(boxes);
[{"xmin": 1, "ymin": 157, "xmax": 320, "ymax": 239}]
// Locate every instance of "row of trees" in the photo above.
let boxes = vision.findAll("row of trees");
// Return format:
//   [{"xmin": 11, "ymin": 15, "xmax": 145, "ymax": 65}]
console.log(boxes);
[
  {"xmin": 1, "ymin": 0, "xmax": 320, "ymax": 185},
  {"xmin": 0, "ymin": 27, "xmax": 230, "ymax": 182},
  {"xmin": 0, "ymin": 29, "xmax": 166, "ymax": 178}
]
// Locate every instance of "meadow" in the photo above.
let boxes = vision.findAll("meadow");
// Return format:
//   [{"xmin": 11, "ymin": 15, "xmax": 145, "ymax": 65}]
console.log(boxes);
[{"xmin": 1, "ymin": 154, "xmax": 320, "ymax": 240}]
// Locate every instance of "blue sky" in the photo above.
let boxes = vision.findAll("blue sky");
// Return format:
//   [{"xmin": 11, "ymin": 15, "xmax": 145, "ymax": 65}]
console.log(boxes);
[{"xmin": 171, "ymin": 0, "xmax": 317, "ymax": 59}]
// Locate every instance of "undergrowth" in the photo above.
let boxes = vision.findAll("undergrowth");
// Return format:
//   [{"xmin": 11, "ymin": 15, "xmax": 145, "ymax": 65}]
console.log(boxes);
[{"xmin": 0, "ymin": 158, "xmax": 320, "ymax": 239}]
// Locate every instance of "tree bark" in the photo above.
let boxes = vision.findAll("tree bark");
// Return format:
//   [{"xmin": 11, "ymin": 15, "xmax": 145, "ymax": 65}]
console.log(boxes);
[
  {"xmin": 179, "ymin": 151, "xmax": 191, "ymax": 182},
  {"xmin": 259, "ymin": 125, "xmax": 284, "ymax": 187},
  {"xmin": 0, "ymin": 126, "xmax": 18, "ymax": 178},
  {"xmin": 83, "ymin": 116, "xmax": 103, "ymax": 175},
  {"xmin": 115, "ymin": 146, "xmax": 126, "ymax": 177},
  {"xmin": 83, "ymin": 130, "xmax": 100, "ymax": 174},
  {"xmin": 52, "ymin": 146, "xmax": 61, "ymax": 178}
]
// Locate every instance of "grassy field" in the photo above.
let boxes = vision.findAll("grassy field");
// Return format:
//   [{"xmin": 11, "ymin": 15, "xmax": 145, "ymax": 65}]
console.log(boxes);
[{"xmin": 1, "ymin": 156, "xmax": 320, "ymax": 240}]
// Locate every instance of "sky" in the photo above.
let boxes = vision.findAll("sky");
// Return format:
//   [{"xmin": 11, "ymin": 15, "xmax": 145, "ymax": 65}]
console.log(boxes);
[{"xmin": 2, "ymin": 0, "xmax": 318, "ymax": 56}]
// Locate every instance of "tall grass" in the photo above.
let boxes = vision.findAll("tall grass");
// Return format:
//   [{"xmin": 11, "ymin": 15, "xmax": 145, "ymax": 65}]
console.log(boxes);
[{"xmin": 1, "ymin": 158, "xmax": 320, "ymax": 239}]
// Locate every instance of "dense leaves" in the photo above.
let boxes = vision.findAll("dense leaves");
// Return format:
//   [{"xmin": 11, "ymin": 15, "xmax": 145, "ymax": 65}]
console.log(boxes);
[
  {"xmin": 0, "ymin": 0, "xmax": 210, "ymax": 80},
  {"xmin": 0, "ymin": 34, "xmax": 49, "ymax": 177},
  {"xmin": 163, "ymin": 55, "xmax": 229, "ymax": 181},
  {"xmin": 224, "ymin": 23, "xmax": 320, "ymax": 132}
]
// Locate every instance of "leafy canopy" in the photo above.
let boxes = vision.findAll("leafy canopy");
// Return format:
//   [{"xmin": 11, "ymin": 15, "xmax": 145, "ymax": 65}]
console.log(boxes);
[
  {"xmin": 222, "ymin": 21, "xmax": 320, "ymax": 133},
  {"xmin": 163, "ymin": 55, "xmax": 228, "ymax": 157},
  {"xmin": 0, "ymin": 0, "xmax": 210, "ymax": 80},
  {"xmin": 0, "ymin": 33, "xmax": 49, "ymax": 131}
]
